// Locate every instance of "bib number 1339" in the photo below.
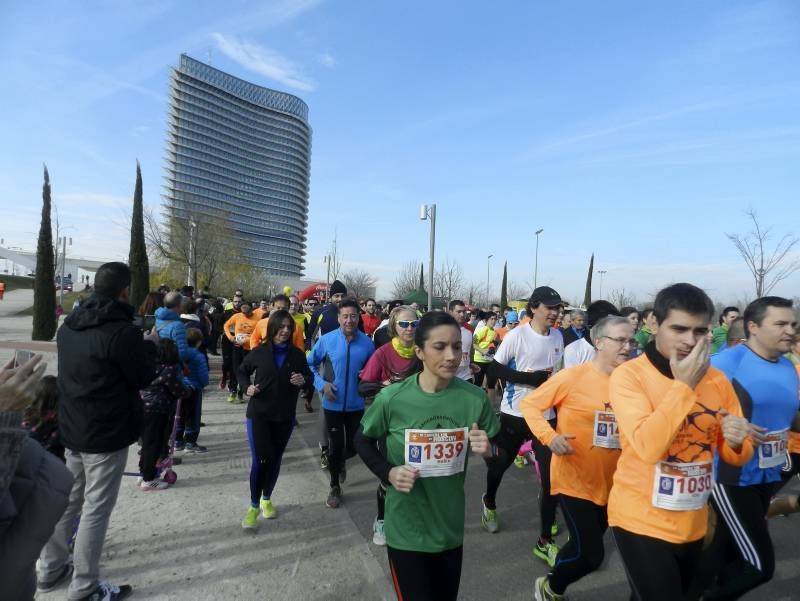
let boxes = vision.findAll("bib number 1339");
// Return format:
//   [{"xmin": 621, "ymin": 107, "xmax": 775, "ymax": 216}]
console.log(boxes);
[{"xmin": 405, "ymin": 428, "xmax": 468, "ymax": 478}]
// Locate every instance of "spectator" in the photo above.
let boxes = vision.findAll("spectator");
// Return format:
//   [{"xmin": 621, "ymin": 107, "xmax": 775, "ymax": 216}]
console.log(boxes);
[
  {"xmin": 155, "ymin": 291, "xmax": 190, "ymax": 361},
  {"xmin": 37, "ymin": 261, "xmax": 158, "ymax": 601}
]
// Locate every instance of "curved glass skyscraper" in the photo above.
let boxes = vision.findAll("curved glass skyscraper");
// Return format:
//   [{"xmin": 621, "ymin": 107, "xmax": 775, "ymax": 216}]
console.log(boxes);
[{"xmin": 164, "ymin": 54, "xmax": 311, "ymax": 276}]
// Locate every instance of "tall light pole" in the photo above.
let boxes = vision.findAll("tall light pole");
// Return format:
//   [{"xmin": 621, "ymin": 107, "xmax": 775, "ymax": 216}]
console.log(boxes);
[
  {"xmin": 598, "ymin": 269, "xmax": 608, "ymax": 299},
  {"xmin": 534, "ymin": 228, "xmax": 544, "ymax": 288},
  {"xmin": 486, "ymin": 254, "xmax": 493, "ymax": 308},
  {"xmin": 420, "ymin": 204, "xmax": 437, "ymax": 310},
  {"xmin": 187, "ymin": 217, "xmax": 197, "ymax": 287},
  {"xmin": 58, "ymin": 236, "xmax": 72, "ymax": 309}
]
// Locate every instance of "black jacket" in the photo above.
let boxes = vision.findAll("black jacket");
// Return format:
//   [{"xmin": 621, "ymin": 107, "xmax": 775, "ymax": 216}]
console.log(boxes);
[
  {"xmin": 561, "ymin": 326, "xmax": 588, "ymax": 347},
  {"xmin": 238, "ymin": 343, "xmax": 313, "ymax": 421},
  {"xmin": 57, "ymin": 295, "xmax": 157, "ymax": 453}
]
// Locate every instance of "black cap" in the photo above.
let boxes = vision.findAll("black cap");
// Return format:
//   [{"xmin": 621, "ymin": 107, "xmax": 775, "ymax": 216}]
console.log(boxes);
[
  {"xmin": 529, "ymin": 286, "xmax": 562, "ymax": 307},
  {"xmin": 329, "ymin": 279, "xmax": 347, "ymax": 296}
]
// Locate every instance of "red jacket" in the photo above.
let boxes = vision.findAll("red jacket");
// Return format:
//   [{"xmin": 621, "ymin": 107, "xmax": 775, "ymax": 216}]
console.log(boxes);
[{"xmin": 361, "ymin": 313, "xmax": 382, "ymax": 337}]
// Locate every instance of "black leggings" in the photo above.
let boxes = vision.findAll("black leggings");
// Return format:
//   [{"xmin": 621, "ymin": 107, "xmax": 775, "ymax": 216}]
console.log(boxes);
[
  {"xmin": 387, "ymin": 545, "xmax": 462, "ymax": 601},
  {"xmin": 484, "ymin": 412, "xmax": 558, "ymax": 539},
  {"xmin": 230, "ymin": 346, "xmax": 248, "ymax": 395},
  {"xmin": 704, "ymin": 482, "xmax": 776, "ymax": 600},
  {"xmin": 549, "ymin": 495, "xmax": 608, "ymax": 595},
  {"xmin": 612, "ymin": 526, "xmax": 703, "ymax": 601},
  {"xmin": 473, "ymin": 362, "xmax": 497, "ymax": 389},
  {"xmin": 324, "ymin": 409, "xmax": 363, "ymax": 487},
  {"xmin": 139, "ymin": 411, "xmax": 169, "ymax": 481}
]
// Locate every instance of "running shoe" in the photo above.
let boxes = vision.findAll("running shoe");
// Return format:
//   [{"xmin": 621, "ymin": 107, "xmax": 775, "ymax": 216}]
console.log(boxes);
[
  {"xmin": 532, "ymin": 538, "xmax": 560, "ymax": 567},
  {"xmin": 320, "ymin": 448, "xmax": 329, "ymax": 470},
  {"xmin": 260, "ymin": 498, "xmax": 277, "ymax": 519},
  {"xmin": 514, "ymin": 454, "xmax": 527, "ymax": 469},
  {"xmin": 372, "ymin": 517, "xmax": 386, "ymax": 546},
  {"xmin": 139, "ymin": 479, "xmax": 169, "ymax": 491},
  {"xmin": 326, "ymin": 486, "xmax": 342, "ymax": 508},
  {"xmin": 37, "ymin": 562, "xmax": 73, "ymax": 592},
  {"xmin": 183, "ymin": 443, "xmax": 208, "ymax": 454},
  {"xmin": 227, "ymin": 392, "xmax": 237, "ymax": 403},
  {"xmin": 242, "ymin": 506, "xmax": 259, "ymax": 529},
  {"xmin": 551, "ymin": 522, "xmax": 559, "ymax": 537},
  {"xmin": 534, "ymin": 576, "xmax": 565, "ymax": 601},
  {"xmin": 84, "ymin": 581, "xmax": 132, "ymax": 601},
  {"xmin": 481, "ymin": 495, "xmax": 499, "ymax": 533}
]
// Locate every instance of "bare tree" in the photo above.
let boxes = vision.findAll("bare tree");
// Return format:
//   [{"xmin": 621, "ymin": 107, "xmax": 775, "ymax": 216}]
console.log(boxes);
[
  {"xmin": 324, "ymin": 231, "xmax": 343, "ymax": 283},
  {"xmin": 609, "ymin": 288, "xmax": 638, "ymax": 309},
  {"xmin": 463, "ymin": 281, "xmax": 483, "ymax": 307},
  {"xmin": 507, "ymin": 281, "xmax": 529, "ymax": 304},
  {"xmin": 434, "ymin": 256, "xmax": 464, "ymax": 301},
  {"xmin": 392, "ymin": 260, "xmax": 421, "ymax": 298},
  {"xmin": 727, "ymin": 210, "xmax": 800, "ymax": 297},
  {"xmin": 343, "ymin": 269, "xmax": 377, "ymax": 299}
]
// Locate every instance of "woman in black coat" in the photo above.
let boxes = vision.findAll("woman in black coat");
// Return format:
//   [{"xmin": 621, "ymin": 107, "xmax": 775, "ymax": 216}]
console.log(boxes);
[{"xmin": 237, "ymin": 309, "xmax": 313, "ymax": 529}]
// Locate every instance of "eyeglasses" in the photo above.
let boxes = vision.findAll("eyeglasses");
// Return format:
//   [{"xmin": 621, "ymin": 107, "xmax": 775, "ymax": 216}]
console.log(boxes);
[
  {"xmin": 397, "ymin": 320, "xmax": 420, "ymax": 329},
  {"xmin": 603, "ymin": 336, "xmax": 637, "ymax": 348}
]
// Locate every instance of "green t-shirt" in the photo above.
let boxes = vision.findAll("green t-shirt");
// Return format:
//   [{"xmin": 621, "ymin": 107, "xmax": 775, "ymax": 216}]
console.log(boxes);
[
  {"xmin": 360, "ymin": 375, "xmax": 500, "ymax": 553},
  {"xmin": 711, "ymin": 324, "xmax": 728, "ymax": 354}
]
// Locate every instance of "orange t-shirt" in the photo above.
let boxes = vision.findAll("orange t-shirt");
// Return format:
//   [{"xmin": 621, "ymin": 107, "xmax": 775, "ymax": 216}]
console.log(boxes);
[
  {"xmin": 250, "ymin": 317, "xmax": 304, "ymax": 351},
  {"xmin": 223, "ymin": 312, "xmax": 261, "ymax": 351},
  {"xmin": 252, "ymin": 307, "xmax": 268, "ymax": 321},
  {"xmin": 607, "ymin": 354, "xmax": 753, "ymax": 544},
  {"xmin": 522, "ymin": 361, "xmax": 621, "ymax": 505}
]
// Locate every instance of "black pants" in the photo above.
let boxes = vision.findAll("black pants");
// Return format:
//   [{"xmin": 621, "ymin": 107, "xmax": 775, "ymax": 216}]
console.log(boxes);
[
  {"xmin": 221, "ymin": 336, "xmax": 233, "ymax": 380},
  {"xmin": 704, "ymin": 482, "xmax": 776, "ymax": 600},
  {"xmin": 484, "ymin": 412, "xmax": 558, "ymax": 539},
  {"xmin": 230, "ymin": 346, "xmax": 248, "ymax": 395},
  {"xmin": 324, "ymin": 409, "xmax": 363, "ymax": 487},
  {"xmin": 549, "ymin": 495, "xmax": 608, "ymax": 595},
  {"xmin": 778, "ymin": 452, "xmax": 800, "ymax": 485},
  {"xmin": 139, "ymin": 411, "xmax": 169, "ymax": 481},
  {"xmin": 473, "ymin": 362, "xmax": 497, "ymax": 389},
  {"xmin": 387, "ymin": 545, "xmax": 462, "ymax": 601},
  {"xmin": 612, "ymin": 526, "xmax": 703, "ymax": 601},
  {"xmin": 247, "ymin": 416, "xmax": 294, "ymax": 505}
]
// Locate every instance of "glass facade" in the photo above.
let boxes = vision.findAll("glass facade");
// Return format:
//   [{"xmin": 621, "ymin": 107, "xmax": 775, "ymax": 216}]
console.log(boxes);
[{"xmin": 164, "ymin": 54, "xmax": 311, "ymax": 276}]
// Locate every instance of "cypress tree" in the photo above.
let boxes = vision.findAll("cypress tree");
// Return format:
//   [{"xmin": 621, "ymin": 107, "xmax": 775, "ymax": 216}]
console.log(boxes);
[
  {"xmin": 500, "ymin": 261, "xmax": 508, "ymax": 309},
  {"xmin": 128, "ymin": 161, "xmax": 149, "ymax": 309},
  {"xmin": 419, "ymin": 263, "xmax": 424, "ymax": 289},
  {"xmin": 583, "ymin": 253, "xmax": 594, "ymax": 307},
  {"xmin": 32, "ymin": 166, "xmax": 57, "ymax": 341}
]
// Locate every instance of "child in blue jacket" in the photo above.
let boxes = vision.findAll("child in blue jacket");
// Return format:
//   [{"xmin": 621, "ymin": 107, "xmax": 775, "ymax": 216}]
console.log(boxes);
[{"xmin": 177, "ymin": 328, "xmax": 210, "ymax": 453}]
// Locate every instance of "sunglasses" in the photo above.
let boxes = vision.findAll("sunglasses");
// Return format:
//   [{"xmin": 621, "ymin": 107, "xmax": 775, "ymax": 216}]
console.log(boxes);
[{"xmin": 397, "ymin": 320, "xmax": 420, "ymax": 329}]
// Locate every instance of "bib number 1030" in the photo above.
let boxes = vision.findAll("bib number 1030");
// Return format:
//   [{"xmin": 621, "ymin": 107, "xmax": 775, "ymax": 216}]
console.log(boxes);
[
  {"xmin": 405, "ymin": 428, "xmax": 469, "ymax": 478},
  {"xmin": 651, "ymin": 460, "xmax": 713, "ymax": 511}
]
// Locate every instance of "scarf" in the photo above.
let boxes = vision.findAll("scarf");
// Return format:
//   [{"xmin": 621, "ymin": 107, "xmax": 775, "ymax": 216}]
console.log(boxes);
[{"xmin": 391, "ymin": 336, "xmax": 415, "ymax": 359}]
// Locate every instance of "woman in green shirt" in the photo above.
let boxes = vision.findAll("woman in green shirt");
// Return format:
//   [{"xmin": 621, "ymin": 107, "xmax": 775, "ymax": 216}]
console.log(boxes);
[{"xmin": 355, "ymin": 311, "xmax": 500, "ymax": 601}]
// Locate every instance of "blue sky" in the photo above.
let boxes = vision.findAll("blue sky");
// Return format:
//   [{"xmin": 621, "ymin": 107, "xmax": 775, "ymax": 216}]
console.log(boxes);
[{"xmin": 1, "ymin": 0, "xmax": 799, "ymax": 304}]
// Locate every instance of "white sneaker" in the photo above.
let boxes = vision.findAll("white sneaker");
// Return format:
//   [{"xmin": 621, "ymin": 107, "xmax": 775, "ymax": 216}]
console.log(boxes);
[
  {"xmin": 139, "ymin": 479, "xmax": 169, "ymax": 491},
  {"xmin": 372, "ymin": 517, "xmax": 386, "ymax": 546}
]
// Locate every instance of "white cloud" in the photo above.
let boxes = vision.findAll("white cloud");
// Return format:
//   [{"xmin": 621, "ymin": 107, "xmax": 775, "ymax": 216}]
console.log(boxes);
[
  {"xmin": 317, "ymin": 53, "xmax": 336, "ymax": 68},
  {"xmin": 211, "ymin": 32, "xmax": 314, "ymax": 92}
]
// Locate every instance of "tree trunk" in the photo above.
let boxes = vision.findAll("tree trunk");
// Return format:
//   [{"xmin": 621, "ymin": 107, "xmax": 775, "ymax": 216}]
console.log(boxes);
[
  {"xmin": 419, "ymin": 263, "xmax": 424, "ymax": 289},
  {"xmin": 32, "ymin": 166, "xmax": 57, "ymax": 341},
  {"xmin": 128, "ymin": 161, "xmax": 150, "ymax": 310},
  {"xmin": 583, "ymin": 253, "xmax": 594, "ymax": 308},
  {"xmin": 500, "ymin": 261, "xmax": 508, "ymax": 309}
]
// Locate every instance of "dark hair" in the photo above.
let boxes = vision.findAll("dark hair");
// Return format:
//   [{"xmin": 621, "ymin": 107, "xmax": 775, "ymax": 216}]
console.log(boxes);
[
  {"xmin": 718, "ymin": 306, "xmax": 740, "ymax": 325},
  {"xmin": 186, "ymin": 328, "xmax": 203, "ymax": 347},
  {"xmin": 448, "ymin": 299, "xmax": 465, "ymax": 311},
  {"xmin": 272, "ymin": 294, "xmax": 290, "ymax": 306},
  {"xmin": 742, "ymin": 296, "xmax": 793, "ymax": 338},
  {"xmin": 35, "ymin": 375, "xmax": 59, "ymax": 415},
  {"xmin": 180, "ymin": 297, "xmax": 197, "ymax": 315},
  {"xmin": 181, "ymin": 285, "xmax": 194, "ymax": 297},
  {"xmin": 137, "ymin": 292, "xmax": 163, "ymax": 316},
  {"xmin": 619, "ymin": 306, "xmax": 639, "ymax": 319},
  {"xmin": 157, "ymin": 338, "xmax": 180, "ymax": 365},
  {"xmin": 653, "ymin": 283, "xmax": 714, "ymax": 324},
  {"xmin": 404, "ymin": 311, "xmax": 461, "ymax": 377},
  {"xmin": 94, "ymin": 262, "xmax": 131, "ymax": 299},
  {"xmin": 338, "ymin": 299, "xmax": 360, "ymax": 313},
  {"xmin": 365, "ymin": 297, "xmax": 376, "ymax": 304},
  {"xmin": 641, "ymin": 307, "xmax": 654, "ymax": 320},
  {"xmin": 265, "ymin": 309, "xmax": 295, "ymax": 344},
  {"xmin": 586, "ymin": 300, "xmax": 620, "ymax": 328}
]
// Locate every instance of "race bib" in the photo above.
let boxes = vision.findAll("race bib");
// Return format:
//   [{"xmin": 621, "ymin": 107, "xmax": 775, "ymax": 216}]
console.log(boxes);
[
  {"xmin": 758, "ymin": 428, "xmax": 789, "ymax": 469},
  {"xmin": 235, "ymin": 333, "xmax": 250, "ymax": 344},
  {"xmin": 405, "ymin": 428, "xmax": 468, "ymax": 478},
  {"xmin": 592, "ymin": 411, "xmax": 620, "ymax": 449},
  {"xmin": 652, "ymin": 461, "xmax": 713, "ymax": 511}
]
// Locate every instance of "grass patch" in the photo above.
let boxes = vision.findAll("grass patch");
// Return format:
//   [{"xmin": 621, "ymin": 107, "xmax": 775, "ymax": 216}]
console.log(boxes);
[{"xmin": 15, "ymin": 290, "xmax": 83, "ymax": 316}]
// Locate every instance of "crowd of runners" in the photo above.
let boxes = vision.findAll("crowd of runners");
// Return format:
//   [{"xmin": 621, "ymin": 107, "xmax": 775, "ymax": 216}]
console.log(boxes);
[{"xmin": 1, "ymin": 263, "xmax": 799, "ymax": 601}]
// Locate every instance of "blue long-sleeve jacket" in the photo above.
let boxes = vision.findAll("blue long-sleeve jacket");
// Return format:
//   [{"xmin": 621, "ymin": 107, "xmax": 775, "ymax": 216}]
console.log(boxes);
[
  {"xmin": 182, "ymin": 347, "xmax": 209, "ymax": 390},
  {"xmin": 307, "ymin": 329, "xmax": 374, "ymax": 412},
  {"xmin": 154, "ymin": 307, "xmax": 190, "ymax": 361}
]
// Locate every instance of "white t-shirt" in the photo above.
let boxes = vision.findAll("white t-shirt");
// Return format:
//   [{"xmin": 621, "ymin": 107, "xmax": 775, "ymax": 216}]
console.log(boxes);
[
  {"xmin": 493, "ymin": 324, "xmax": 564, "ymax": 418},
  {"xmin": 563, "ymin": 337, "xmax": 596, "ymax": 368},
  {"xmin": 457, "ymin": 326, "xmax": 474, "ymax": 381}
]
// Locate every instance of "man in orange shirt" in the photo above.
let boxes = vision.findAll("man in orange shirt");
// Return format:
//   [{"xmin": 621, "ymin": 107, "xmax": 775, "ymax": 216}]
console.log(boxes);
[
  {"xmin": 522, "ymin": 315, "xmax": 634, "ymax": 601},
  {"xmin": 251, "ymin": 295, "xmax": 304, "ymax": 352},
  {"xmin": 224, "ymin": 301, "xmax": 260, "ymax": 403},
  {"xmin": 607, "ymin": 283, "xmax": 753, "ymax": 601}
]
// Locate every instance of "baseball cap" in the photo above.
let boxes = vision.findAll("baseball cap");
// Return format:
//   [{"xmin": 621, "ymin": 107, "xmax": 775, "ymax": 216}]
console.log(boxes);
[
  {"xmin": 529, "ymin": 286, "xmax": 562, "ymax": 307},
  {"xmin": 506, "ymin": 310, "xmax": 519, "ymax": 323}
]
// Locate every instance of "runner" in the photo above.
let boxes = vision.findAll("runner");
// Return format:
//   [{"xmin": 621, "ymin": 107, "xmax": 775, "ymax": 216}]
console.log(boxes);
[
  {"xmin": 768, "ymin": 363, "xmax": 800, "ymax": 518},
  {"xmin": 560, "ymin": 309, "xmax": 587, "ymax": 347},
  {"xmin": 250, "ymin": 294, "xmax": 304, "ymax": 351},
  {"xmin": 358, "ymin": 305, "xmax": 418, "ymax": 546},
  {"xmin": 223, "ymin": 301, "xmax": 260, "ymax": 403},
  {"xmin": 522, "ymin": 315, "xmax": 634, "ymax": 600},
  {"xmin": 607, "ymin": 283, "xmax": 753, "ymax": 601},
  {"xmin": 354, "ymin": 311, "xmax": 500, "ymax": 601},
  {"xmin": 238, "ymin": 310, "xmax": 313, "ymax": 529},
  {"xmin": 219, "ymin": 294, "xmax": 242, "ymax": 393},
  {"xmin": 704, "ymin": 296, "xmax": 799, "ymax": 600},
  {"xmin": 480, "ymin": 286, "xmax": 564, "ymax": 567},
  {"xmin": 634, "ymin": 307, "xmax": 654, "ymax": 353},
  {"xmin": 449, "ymin": 300, "xmax": 478, "ymax": 383},
  {"xmin": 563, "ymin": 301, "xmax": 619, "ymax": 368},
  {"xmin": 307, "ymin": 299, "xmax": 375, "ymax": 508},
  {"xmin": 472, "ymin": 313, "xmax": 498, "ymax": 392},
  {"xmin": 711, "ymin": 306, "xmax": 740, "ymax": 354},
  {"xmin": 496, "ymin": 310, "xmax": 519, "ymax": 342},
  {"xmin": 361, "ymin": 297, "xmax": 382, "ymax": 337}
]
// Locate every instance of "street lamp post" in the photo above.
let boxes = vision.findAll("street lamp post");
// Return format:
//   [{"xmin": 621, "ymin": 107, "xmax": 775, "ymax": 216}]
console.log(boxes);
[
  {"xmin": 598, "ymin": 269, "xmax": 608, "ymax": 299},
  {"xmin": 534, "ymin": 228, "xmax": 544, "ymax": 288},
  {"xmin": 420, "ymin": 204, "xmax": 437, "ymax": 310},
  {"xmin": 486, "ymin": 254, "xmax": 494, "ymax": 308},
  {"xmin": 58, "ymin": 236, "xmax": 72, "ymax": 309}
]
